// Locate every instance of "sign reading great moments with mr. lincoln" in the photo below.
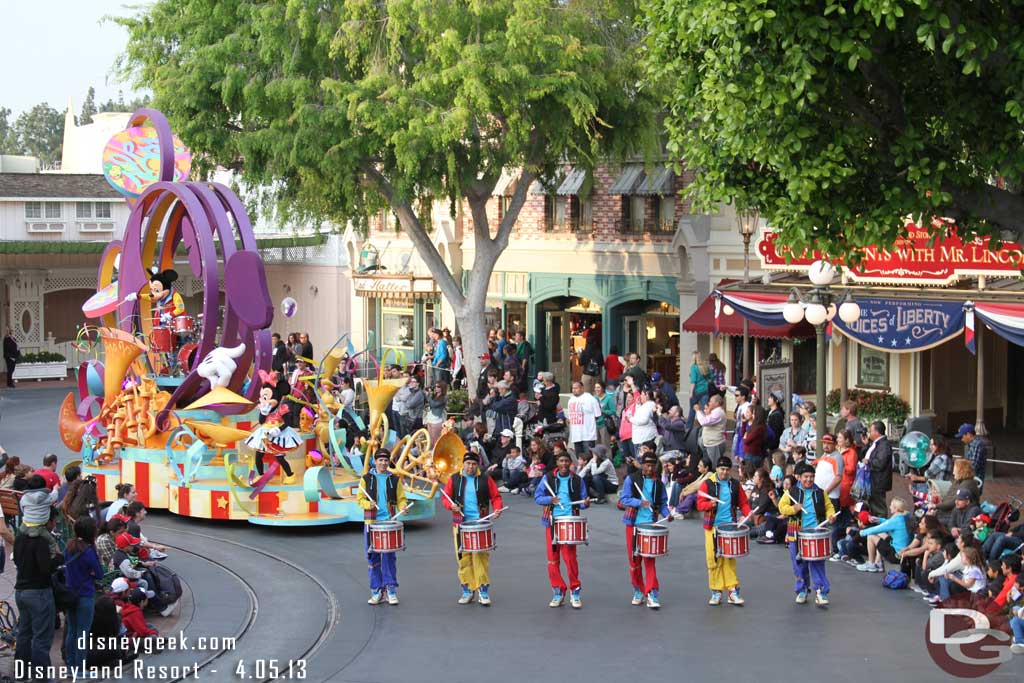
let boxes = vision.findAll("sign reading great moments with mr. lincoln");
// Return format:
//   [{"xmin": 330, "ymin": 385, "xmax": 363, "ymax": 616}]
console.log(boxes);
[{"xmin": 758, "ymin": 224, "xmax": 1024, "ymax": 285}]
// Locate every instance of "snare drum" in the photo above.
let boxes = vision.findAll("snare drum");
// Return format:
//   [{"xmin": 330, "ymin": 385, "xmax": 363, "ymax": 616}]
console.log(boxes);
[
  {"xmin": 634, "ymin": 523, "xmax": 670, "ymax": 557},
  {"xmin": 716, "ymin": 523, "xmax": 750, "ymax": 558},
  {"xmin": 459, "ymin": 519, "xmax": 495, "ymax": 553},
  {"xmin": 797, "ymin": 528, "xmax": 832, "ymax": 561},
  {"xmin": 149, "ymin": 326, "xmax": 174, "ymax": 353},
  {"xmin": 553, "ymin": 516, "xmax": 588, "ymax": 545},
  {"xmin": 172, "ymin": 315, "xmax": 195, "ymax": 335},
  {"xmin": 368, "ymin": 520, "xmax": 405, "ymax": 553}
]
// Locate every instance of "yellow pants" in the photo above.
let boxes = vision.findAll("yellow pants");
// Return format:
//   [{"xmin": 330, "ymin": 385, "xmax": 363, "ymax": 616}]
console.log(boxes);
[
  {"xmin": 704, "ymin": 528, "xmax": 739, "ymax": 592},
  {"xmin": 452, "ymin": 527, "xmax": 490, "ymax": 590}
]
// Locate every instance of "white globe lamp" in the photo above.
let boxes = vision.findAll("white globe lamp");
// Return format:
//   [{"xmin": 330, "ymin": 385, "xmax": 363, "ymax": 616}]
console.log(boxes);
[
  {"xmin": 722, "ymin": 304, "xmax": 735, "ymax": 316},
  {"xmin": 839, "ymin": 299, "xmax": 861, "ymax": 324},
  {"xmin": 782, "ymin": 291, "xmax": 805, "ymax": 324},
  {"xmin": 808, "ymin": 260, "xmax": 836, "ymax": 286},
  {"xmin": 804, "ymin": 302, "xmax": 828, "ymax": 326}
]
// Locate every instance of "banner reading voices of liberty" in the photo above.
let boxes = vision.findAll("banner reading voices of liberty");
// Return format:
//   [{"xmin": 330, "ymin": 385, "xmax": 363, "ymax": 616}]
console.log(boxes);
[{"xmin": 832, "ymin": 297, "xmax": 964, "ymax": 352}]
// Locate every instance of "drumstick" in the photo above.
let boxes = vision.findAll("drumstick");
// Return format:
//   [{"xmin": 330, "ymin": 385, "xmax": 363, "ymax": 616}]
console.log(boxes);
[
  {"xmin": 392, "ymin": 503, "xmax": 415, "ymax": 519},
  {"xmin": 357, "ymin": 483, "xmax": 380, "ymax": 510},
  {"xmin": 438, "ymin": 487, "xmax": 459, "ymax": 510},
  {"xmin": 544, "ymin": 479, "xmax": 560, "ymax": 501},
  {"xmin": 698, "ymin": 490, "xmax": 725, "ymax": 505},
  {"xmin": 478, "ymin": 506, "xmax": 509, "ymax": 522},
  {"xmin": 815, "ymin": 512, "xmax": 839, "ymax": 529},
  {"xmin": 633, "ymin": 481, "xmax": 650, "ymax": 502}
]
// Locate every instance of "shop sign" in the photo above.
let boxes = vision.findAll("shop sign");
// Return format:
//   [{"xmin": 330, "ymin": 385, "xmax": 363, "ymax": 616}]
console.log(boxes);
[
  {"xmin": 353, "ymin": 276, "xmax": 437, "ymax": 297},
  {"xmin": 833, "ymin": 297, "xmax": 964, "ymax": 352},
  {"xmin": 758, "ymin": 225, "xmax": 1024, "ymax": 285}
]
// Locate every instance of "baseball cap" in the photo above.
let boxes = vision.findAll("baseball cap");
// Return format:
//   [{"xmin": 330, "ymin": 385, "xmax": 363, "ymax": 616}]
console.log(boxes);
[
  {"xmin": 500, "ymin": 428, "xmax": 514, "ymax": 438},
  {"xmin": 115, "ymin": 532, "xmax": 141, "ymax": 549},
  {"xmin": 955, "ymin": 423, "xmax": 976, "ymax": 438},
  {"xmin": 374, "ymin": 450, "xmax": 391, "ymax": 461},
  {"xmin": 972, "ymin": 513, "xmax": 992, "ymax": 524},
  {"xmin": 821, "ymin": 433, "xmax": 836, "ymax": 444},
  {"xmin": 651, "ymin": 371, "xmax": 662, "ymax": 381},
  {"xmin": 641, "ymin": 453, "xmax": 659, "ymax": 464},
  {"xmin": 955, "ymin": 489, "xmax": 972, "ymax": 500},
  {"xmin": 110, "ymin": 577, "xmax": 130, "ymax": 593},
  {"xmin": 463, "ymin": 451, "xmax": 480, "ymax": 463}
]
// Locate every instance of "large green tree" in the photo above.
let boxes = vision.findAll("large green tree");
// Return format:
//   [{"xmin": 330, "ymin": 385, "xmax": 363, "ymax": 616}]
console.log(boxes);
[
  {"xmin": 13, "ymin": 103, "xmax": 63, "ymax": 167},
  {"xmin": 80, "ymin": 87, "xmax": 98, "ymax": 125},
  {"xmin": 118, "ymin": 0, "xmax": 655, "ymax": 390},
  {"xmin": 643, "ymin": 0, "xmax": 1024, "ymax": 255},
  {"xmin": 0, "ymin": 107, "xmax": 15, "ymax": 155}
]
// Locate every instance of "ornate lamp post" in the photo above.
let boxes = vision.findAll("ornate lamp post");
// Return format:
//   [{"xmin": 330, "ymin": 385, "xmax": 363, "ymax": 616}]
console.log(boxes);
[
  {"xmin": 736, "ymin": 209, "xmax": 760, "ymax": 379},
  {"xmin": 782, "ymin": 260, "xmax": 861, "ymax": 453}
]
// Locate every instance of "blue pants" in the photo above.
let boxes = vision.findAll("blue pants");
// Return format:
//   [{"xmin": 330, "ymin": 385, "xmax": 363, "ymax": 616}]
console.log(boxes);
[
  {"xmin": 365, "ymin": 527, "xmax": 398, "ymax": 591},
  {"xmin": 15, "ymin": 588, "xmax": 55, "ymax": 671},
  {"xmin": 830, "ymin": 508, "xmax": 851, "ymax": 552},
  {"xmin": 1011, "ymin": 616, "xmax": 1024, "ymax": 644},
  {"xmin": 937, "ymin": 574, "xmax": 966, "ymax": 601},
  {"xmin": 789, "ymin": 542, "xmax": 829, "ymax": 594},
  {"xmin": 65, "ymin": 594, "xmax": 95, "ymax": 672},
  {"xmin": 687, "ymin": 392, "xmax": 709, "ymax": 430}
]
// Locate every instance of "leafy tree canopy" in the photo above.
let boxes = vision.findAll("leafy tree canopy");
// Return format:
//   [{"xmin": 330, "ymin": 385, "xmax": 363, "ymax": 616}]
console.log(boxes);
[
  {"xmin": 643, "ymin": 0, "xmax": 1024, "ymax": 257},
  {"xmin": 12, "ymin": 103, "xmax": 63, "ymax": 166}
]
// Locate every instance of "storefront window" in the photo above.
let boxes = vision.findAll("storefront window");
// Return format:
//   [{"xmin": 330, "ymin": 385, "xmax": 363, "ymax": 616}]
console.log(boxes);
[
  {"xmin": 484, "ymin": 303, "xmax": 502, "ymax": 331},
  {"xmin": 505, "ymin": 302, "xmax": 527, "ymax": 335},
  {"xmin": 793, "ymin": 339, "xmax": 816, "ymax": 394},
  {"xmin": 424, "ymin": 300, "xmax": 438, "ymax": 332},
  {"xmin": 382, "ymin": 306, "xmax": 415, "ymax": 348}
]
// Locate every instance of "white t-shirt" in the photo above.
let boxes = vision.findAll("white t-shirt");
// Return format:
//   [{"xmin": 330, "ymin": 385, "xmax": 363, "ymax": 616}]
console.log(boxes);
[
  {"xmin": 340, "ymin": 388, "xmax": 355, "ymax": 412},
  {"xmin": 963, "ymin": 566, "xmax": 987, "ymax": 594},
  {"xmin": 814, "ymin": 454, "xmax": 839, "ymax": 499},
  {"xmin": 567, "ymin": 392, "xmax": 601, "ymax": 443}
]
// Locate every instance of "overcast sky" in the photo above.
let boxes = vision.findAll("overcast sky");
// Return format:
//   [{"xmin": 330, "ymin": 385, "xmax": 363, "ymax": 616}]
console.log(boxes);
[{"xmin": 2, "ymin": 0, "xmax": 148, "ymax": 117}]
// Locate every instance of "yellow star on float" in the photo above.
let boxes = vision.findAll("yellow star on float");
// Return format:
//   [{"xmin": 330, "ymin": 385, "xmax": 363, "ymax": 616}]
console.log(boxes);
[{"xmin": 216, "ymin": 496, "xmax": 229, "ymax": 509}]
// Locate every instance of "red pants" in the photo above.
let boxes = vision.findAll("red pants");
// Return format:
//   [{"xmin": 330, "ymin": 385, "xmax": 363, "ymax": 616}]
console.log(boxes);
[
  {"xmin": 546, "ymin": 526, "xmax": 580, "ymax": 590},
  {"xmin": 627, "ymin": 526, "xmax": 659, "ymax": 593}
]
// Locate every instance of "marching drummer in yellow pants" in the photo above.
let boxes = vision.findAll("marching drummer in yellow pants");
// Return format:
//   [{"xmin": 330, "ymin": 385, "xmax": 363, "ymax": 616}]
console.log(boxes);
[
  {"xmin": 696, "ymin": 456, "xmax": 752, "ymax": 606},
  {"xmin": 441, "ymin": 452, "xmax": 503, "ymax": 606}
]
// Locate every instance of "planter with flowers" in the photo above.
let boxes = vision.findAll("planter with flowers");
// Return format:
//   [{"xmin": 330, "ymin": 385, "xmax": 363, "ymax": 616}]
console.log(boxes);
[
  {"xmin": 12, "ymin": 351, "xmax": 69, "ymax": 381},
  {"xmin": 826, "ymin": 387, "xmax": 911, "ymax": 437}
]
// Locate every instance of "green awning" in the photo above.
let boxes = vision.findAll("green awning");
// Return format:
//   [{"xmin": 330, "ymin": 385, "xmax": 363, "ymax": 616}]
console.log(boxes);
[
  {"xmin": 634, "ymin": 166, "xmax": 674, "ymax": 195},
  {"xmin": 608, "ymin": 164, "xmax": 645, "ymax": 194}
]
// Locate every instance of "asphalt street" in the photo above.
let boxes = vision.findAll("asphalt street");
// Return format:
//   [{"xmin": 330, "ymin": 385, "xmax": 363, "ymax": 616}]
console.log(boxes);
[{"xmin": 2, "ymin": 385, "xmax": 1022, "ymax": 682}]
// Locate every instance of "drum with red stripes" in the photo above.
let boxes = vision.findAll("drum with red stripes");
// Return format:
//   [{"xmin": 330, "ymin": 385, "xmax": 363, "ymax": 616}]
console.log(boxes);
[
  {"xmin": 797, "ymin": 528, "xmax": 832, "ymax": 561},
  {"xmin": 459, "ymin": 520, "xmax": 495, "ymax": 552},
  {"xmin": 368, "ymin": 520, "xmax": 405, "ymax": 553},
  {"xmin": 715, "ymin": 523, "xmax": 750, "ymax": 558},
  {"xmin": 149, "ymin": 326, "xmax": 174, "ymax": 353},
  {"xmin": 553, "ymin": 516, "xmax": 588, "ymax": 545},
  {"xmin": 634, "ymin": 523, "xmax": 670, "ymax": 557}
]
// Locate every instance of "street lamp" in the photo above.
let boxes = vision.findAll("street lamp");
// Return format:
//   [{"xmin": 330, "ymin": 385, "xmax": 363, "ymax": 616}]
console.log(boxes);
[
  {"xmin": 782, "ymin": 259, "xmax": 861, "ymax": 454},
  {"xmin": 736, "ymin": 208, "xmax": 760, "ymax": 380}
]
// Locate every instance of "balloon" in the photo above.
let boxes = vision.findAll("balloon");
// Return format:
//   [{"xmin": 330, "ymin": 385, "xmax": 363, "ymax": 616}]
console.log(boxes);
[
  {"xmin": 281, "ymin": 297, "xmax": 298, "ymax": 318},
  {"xmin": 900, "ymin": 430, "xmax": 931, "ymax": 469}
]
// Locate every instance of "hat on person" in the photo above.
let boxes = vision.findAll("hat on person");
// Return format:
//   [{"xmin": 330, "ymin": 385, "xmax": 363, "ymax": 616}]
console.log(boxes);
[
  {"xmin": 717, "ymin": 455, "xmax": 733, "ymax": 469},
  {"xmin": 374, "ymin": 449, "xmax": 391, "ymax": 462},
  {"xmin": 115, "ymin": 532, "xmax": 141, "ymax": 549},
  {"xmin": 821, "ymin": 433, "xmax": 836, "ymax": 444},
  {"xmin": 641, "ymin": 452, "xmax": 659, "ymax": 465},
  {"xmin": 500, "ymin": 428, "xmax": 514, "ymax": 439},
  {"xmin": 651, "ymin": 371, "xmax": 662, "ymax": 381},
  {"xmin": 463, "ymin": 451, "xmax": 480, "ymax": 463},
  {"xmin": 770, "ymin": 389, "xmax": 784, "ymax": 403},
  {"xmin": 479, "ymin": 353, "xmax": 491, "ymax": 360},
  {"xmin": 857, "ymin": 509, "xmax": 872, "ymax": 525},
  {"xmin": 592, "ymin": 444, "xmax": 609, "ymax": 459},
  {"xmin": 955, "ymin": 423, "xmax": 976, "ymax": 438},
  {"xmin": 972, "ymin": 513, "xmax": 992, "ymax": 525},
  {"xmin": 110, "ymin": 577, "xmax": 130, "ymax": 593},
  {"xmin": 955, "ymin": 489, "xmax": 972, "ymax": 501}
]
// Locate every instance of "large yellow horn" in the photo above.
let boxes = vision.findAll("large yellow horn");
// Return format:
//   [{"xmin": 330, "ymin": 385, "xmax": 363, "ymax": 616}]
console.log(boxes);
[
  {"xmin": 59, "ymin": 392, "xmax": 87, "ymax": 452},
  {"xmin": 427, "ymin": 431, "xmax": 465, "ymax": 484},
  {"xmin": 320, "ymin": 347, "xmax": 344, "ymax": 382},
  {"xmin": 362, "ymin": 379, "xmax": 402, "ymax": 434},
  {"xmin": 99, "ymin": 327, "xmax": 146, "ymax": 407}
]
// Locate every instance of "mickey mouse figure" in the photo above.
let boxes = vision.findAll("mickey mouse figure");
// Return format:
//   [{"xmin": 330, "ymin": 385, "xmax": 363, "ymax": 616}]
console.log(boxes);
[{"xmin": 147, "ymin": 268, "xmax": 185, "ymax": 328}]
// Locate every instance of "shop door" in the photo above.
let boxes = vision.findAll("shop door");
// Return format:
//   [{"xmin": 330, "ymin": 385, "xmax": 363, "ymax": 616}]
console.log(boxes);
[
  {"xmin": 624, "ymin": 316, "xmax": 647, "ymax": 369},
  {"xmin": 546, "ymin": 311, "xmax": 571, "ymax": 388}
]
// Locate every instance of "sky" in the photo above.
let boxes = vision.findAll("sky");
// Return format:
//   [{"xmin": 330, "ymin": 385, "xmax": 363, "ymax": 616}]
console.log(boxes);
[{"xmin": 2, "ymin": 0, "xmax": 148, "ymax": 117}]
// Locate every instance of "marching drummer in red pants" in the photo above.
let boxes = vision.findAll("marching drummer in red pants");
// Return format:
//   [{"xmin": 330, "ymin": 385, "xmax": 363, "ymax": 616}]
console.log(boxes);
[
  {"xmin": 619, "ymin": 452, "xmax": 672, "ymax": 609},
  {"xmin": 534, "ymin": 452, "xmax": 588, "ymax": 609},
  {"xmin": 697, "ymin": 456, "xmax": 751, "ymax": 606}
]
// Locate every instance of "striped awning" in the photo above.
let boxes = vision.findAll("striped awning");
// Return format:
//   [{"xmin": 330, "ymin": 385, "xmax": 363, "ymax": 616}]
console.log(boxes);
[
  {"xmin": 634, "ymin": 166, "xmax": 674, "ymax": 195},
  {"xmin": 609, "ymin": 164, "xmax": 645, "ymax": 194},
  {"xmin": 492, "ymin": 169, "xmax": 517, "ymax": 196},
  {"xmin": 556, "ymin": 168, "xmax": 588, "ymax": 196}
]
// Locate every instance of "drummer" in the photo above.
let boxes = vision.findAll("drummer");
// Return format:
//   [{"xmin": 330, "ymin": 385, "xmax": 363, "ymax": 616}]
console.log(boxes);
[
  {"xmin": 441, "ymin": 451, "xmax": 503, "ymax": 606},
  {"xmin": 146, "ymin": 268, "xmax": 186, "ymax": 330},
  {"xmin": 534, "ymin": 451, "xmax": 588, "ymax": 609},
  {"xmin": 356, "ymin": 450, "xmax": 407, "ymax": 606},
  {"xmin": 696, "ymin": 456, "xmax": 751, "ymax": 606},
  {"xmin": 778, "ymin": 462, "xmax": 835, "ymax": 606},
  {"xmin": 619, "ymin": 452, "xmax": 672, "ymax": 609}
]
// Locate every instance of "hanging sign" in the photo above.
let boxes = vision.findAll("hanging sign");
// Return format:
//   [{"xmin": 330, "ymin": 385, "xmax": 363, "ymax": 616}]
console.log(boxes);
[
  {"xmin": 832, "ymin": 297, "xmax": 964, "ymax": 352},
  {"xmin": 758, "ymin": 225, "xmax": 1024, "ymax": 285}
]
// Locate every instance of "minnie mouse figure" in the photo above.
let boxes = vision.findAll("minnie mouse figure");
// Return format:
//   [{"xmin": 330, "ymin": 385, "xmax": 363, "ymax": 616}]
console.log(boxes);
[
  {"xmin": 256, "ymin": 370, "xmax": 281, "ymax": 423},
  {"xmin": 245, "ymin": 403, "xmax": 302, "ymax": 485}
]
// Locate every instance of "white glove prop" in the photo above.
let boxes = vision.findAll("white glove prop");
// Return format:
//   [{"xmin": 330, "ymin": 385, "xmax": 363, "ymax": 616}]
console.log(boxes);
[{"xmin": 196, "ymin": 344, "xmax": 246, "ymax": 388}]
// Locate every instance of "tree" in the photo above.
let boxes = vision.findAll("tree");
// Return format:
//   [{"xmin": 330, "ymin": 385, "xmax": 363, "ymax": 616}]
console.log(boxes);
[
  {"xmin": 13, "ymin": 103, "xmax": 62, "ymax": 166},
  {"xmin": 642, "ymin": 0, "xmax": 1024, "ymax": 256},
  {"xmin": 80, "ymin": 87, "xmax": 98, "ymax": 125},
  {"xmin": 0, "ymin": 107, "xmax": 15, "ymax": 154},
  {"xmin": 119, "ymin": 0, "xmax": 655, "ymax": 392}
]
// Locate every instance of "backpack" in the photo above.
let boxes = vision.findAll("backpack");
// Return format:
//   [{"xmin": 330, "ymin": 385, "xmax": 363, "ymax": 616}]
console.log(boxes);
[
  {"xmin": 991, "ymin": 501, "xmax": 1020, "ymax": 533},
  {"xmin": 149, "ymin": 563, "xmax": 183, "ymax": 604},
  {"xmin": 882, "ymin": 569, "xmax": 909, "ymax": 590}
]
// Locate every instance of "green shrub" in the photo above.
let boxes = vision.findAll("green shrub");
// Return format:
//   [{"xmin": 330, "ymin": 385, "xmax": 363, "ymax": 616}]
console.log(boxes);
[
  {"xmin": 20, "ymin": 351, "xmax": 67, "ymax": 364},
  {"xmin": 826, "ymin": 387, "xmax": 910, "ymax": 424}
]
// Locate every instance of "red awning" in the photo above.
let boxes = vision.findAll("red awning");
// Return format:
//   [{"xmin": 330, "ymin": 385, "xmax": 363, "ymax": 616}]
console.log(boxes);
[{"xmin": 683, "ymin": 291, "xmax": 815, "ymax": 339}]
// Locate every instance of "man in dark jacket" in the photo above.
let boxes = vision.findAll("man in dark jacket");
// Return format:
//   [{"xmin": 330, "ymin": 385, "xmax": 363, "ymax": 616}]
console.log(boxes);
[
  {"xmin": 485, "ymin": 381, "xmax": 517, "ymax": 438},
  {"xmin": 863, "ymin": 421, "xmax": 893, "ymax": 517},
  {"xmin": 270, "ymin": 332, "xmax": 289, "ymax": 373},
  {"xmin": 537, "ymin": 372, "xmax": 561, "ymax": 424},
  {"xmin": 14, "ymin": 507, "xmax": 61, "ymax": 673},
  {"xmin": 656, "ymin": 404, "xmax": 688, "ymax": 453},
  {"xmin": 3, "ymin": 328, "xmax": 19, "ymax": 388},
  {"xmin": 948, "ymin": 489, "xmax": 982, "ymax": 539}
]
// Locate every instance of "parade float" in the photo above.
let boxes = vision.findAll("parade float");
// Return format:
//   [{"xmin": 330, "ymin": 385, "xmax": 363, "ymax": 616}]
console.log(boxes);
[{"xmin": 57, "ymin": 109, "xmax": 452, "ymax": 526}]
